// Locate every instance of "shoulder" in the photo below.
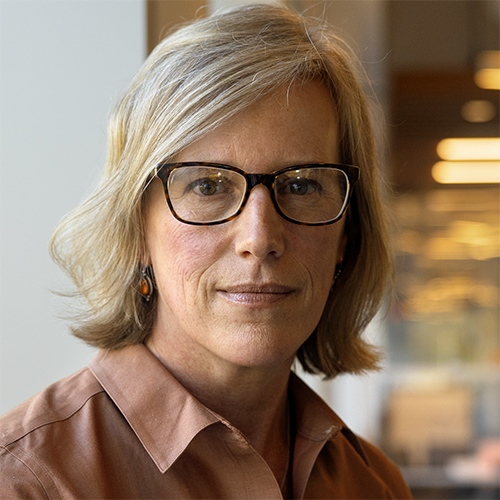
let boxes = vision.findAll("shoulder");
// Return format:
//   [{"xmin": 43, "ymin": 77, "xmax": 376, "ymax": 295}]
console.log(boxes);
[
  {"xmin": 355, "ymin": 432, "xmax": 407, "ymax": 483},
  {"xmin": 290, "ymin": 374, "xmax": 412, "ymax": 499},
  {"xmin": 328, "ymin": 425, "xmax": 413, "ymax": 499},
  {"xmin": 0, "ymin": 367, "xmax": 105, "ymax": 499},
  {"xmin": 1, "ymin": 367, "xmax": 103, "ymax": 447}
]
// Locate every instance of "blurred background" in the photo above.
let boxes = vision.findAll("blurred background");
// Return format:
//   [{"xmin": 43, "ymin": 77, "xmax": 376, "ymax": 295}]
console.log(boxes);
[{"xmin": 1, "ymin": 1, "xmax": 499, "ymax": 498}]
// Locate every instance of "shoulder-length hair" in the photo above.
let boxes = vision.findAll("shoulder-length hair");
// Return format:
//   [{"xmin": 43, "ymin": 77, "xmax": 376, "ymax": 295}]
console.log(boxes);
[{"xmin": 50, "ymin": 3, "xmax": 392, "ymax": 378}]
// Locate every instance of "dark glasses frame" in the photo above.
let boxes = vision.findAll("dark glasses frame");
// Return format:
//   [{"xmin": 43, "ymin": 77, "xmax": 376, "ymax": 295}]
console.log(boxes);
[{"xmin": 153, "ymin": 161, "xmax": 360, "ymax": 226}]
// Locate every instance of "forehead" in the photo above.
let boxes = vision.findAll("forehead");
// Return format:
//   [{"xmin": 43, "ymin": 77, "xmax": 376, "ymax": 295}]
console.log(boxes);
[{"xmin": 172, "ymin": 80, "xmax": 339, "ymax": 170}]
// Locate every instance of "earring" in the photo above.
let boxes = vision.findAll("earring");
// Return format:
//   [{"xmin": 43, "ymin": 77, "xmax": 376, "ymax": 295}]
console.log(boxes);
[
  {"xmin": 139, "ymin": 266, "xmax": 154, "ymax": 302},
  {"xmin": 331, "ymin": 262, "xmax": 343, "ymax": 289}
]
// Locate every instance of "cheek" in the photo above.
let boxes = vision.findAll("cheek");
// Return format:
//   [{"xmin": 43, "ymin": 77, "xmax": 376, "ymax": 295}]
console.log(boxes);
[
  {"xmin": 295, "ymin": 225, "xmax": 345, "ymax": 275},
  {"xmin": 144, "ymin": 180, "xmax": 221, "ymax": 284},
  {"xmin": 148, "ymin": 221, "xmax": 227, "ymax": 296}
]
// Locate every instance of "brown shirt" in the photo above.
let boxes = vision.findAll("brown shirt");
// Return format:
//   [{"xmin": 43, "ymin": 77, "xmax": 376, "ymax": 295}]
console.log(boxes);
[{"xmin": 0, "ymin": 344, "xmax": 412, "ymax": 499}]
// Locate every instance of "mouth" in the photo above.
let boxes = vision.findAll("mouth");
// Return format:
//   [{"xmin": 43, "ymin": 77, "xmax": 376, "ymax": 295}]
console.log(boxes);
[{"xmin": 218, "ymin": 283, "xmax": 296, "ymax": 305}]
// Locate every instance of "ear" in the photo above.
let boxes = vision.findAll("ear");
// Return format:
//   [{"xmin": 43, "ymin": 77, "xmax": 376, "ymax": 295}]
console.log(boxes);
[
  {"xmin": 336, "ymin": 230, "xmax": 348, "ymax": 265},
  {"xmin": 139, "ymin": 208, "xmax": 152, "ymax": 268},
  {"xmin": 140, "ymin": 254, "xmax": 152, "ymax": 268},
  {"xmin": 139, "ymin": 240, "xmax": 152, "ymax": 268},
  {"xmin": 331, "ymin": 230, "xmax": 348, "ymax": 288}
]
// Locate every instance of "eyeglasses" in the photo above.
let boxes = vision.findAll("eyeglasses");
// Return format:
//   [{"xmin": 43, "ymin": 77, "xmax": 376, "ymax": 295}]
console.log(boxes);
[{"xmin": 153, "ymin": 162, "xmax": 359, "ymax": 226}]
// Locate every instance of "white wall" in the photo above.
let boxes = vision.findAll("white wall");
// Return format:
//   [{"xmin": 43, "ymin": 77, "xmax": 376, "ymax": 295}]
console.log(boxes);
[
  {"xmin": 0, "ymin": 0, "xmax": 146, "ymax": 414},
  {"xmin": 210, "ymin": 0, "xmax": 283, "ymax": 13}
]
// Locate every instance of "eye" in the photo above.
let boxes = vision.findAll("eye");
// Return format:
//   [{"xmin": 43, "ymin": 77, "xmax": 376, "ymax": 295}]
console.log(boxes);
[
  {"xmin": 187, "ymin": 176, "xmax": 230, "ymax": 196},
  {"xmin": 192, "ymin": 178, "xmax": 218, "ymax": 196},
  {"xmin": 281, "ymin": 178, "xmax": 320, "ymax": 196}
]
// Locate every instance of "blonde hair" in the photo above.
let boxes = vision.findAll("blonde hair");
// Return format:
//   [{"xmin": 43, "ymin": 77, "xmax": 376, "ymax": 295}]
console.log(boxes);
[{"xmin": 50, "ymin": 3, "xmax": 392, "ymax": 377}]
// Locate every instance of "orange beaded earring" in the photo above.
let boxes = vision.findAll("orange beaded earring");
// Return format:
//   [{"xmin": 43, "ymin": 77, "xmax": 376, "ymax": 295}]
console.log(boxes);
[{"xmin": 139, "ymin": 266, "xmax": 154, "ymax": 302}]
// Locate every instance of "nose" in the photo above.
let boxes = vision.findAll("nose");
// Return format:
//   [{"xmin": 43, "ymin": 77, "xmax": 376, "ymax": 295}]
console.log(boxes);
[{"xmin": 233, "ymin": 185, "xmax": 285, "ymax": 260}]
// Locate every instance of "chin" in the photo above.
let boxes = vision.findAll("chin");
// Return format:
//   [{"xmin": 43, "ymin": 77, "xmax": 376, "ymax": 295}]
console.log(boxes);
[{"xmin": 213, "ymin": 328, "xmax": 306, "ymax": 369}]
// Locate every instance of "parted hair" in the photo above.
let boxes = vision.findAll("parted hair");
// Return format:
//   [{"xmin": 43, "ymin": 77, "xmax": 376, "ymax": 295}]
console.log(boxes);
[{"xmin": 50, "ymin": 3, "xmax": 392, "ymax": 378}]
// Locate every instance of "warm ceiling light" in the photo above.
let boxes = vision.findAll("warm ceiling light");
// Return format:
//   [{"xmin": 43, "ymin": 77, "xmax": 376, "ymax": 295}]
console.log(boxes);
[
  {"xmin": 432, "ymin": 161, "xmax": 500, "ymax": 184},
  {"xmin": 461, "ymin": 100, "xmax": 497, "ymax": 123},
  {"xmin": 476, "ymin": 50, "xmax": 500, "ymax": 69},
  {"xmin": 437, "ymin": 138, "xmax": 500, "ymax": 161},
  {"xmin": 474, "ymin": 69, "xmax": 500, "ymax": 90},
  {"xmin": 475, "ymin": 51, "xmax": 500, "ymax": 90}
]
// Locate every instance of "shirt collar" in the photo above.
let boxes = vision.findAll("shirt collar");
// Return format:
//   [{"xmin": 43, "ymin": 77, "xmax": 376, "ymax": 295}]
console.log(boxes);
[
  {"xmin": 289, "ymin": 372, "xmax": 343, "ymax": 442},
  {"xmin": 289, "ymin": 372, "xmax": 370, "ymax": 467},
  {"xmin": 89, "ymin": 344, "xmax": 220, "ymax": 473},
  {"xmin": 89, "ymin": 344, "xmax": 358, "ymax": 474}
]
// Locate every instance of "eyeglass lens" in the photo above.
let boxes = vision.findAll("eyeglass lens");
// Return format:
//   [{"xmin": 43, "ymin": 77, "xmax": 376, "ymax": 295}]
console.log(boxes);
[{"xmin": 167, "ymin": 166, "xmax": 350, "ymax": 224}]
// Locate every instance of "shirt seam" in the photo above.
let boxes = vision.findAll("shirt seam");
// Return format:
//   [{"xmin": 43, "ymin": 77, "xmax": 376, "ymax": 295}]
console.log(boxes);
[
  {"xmin": 1, "ymin": 445, "xmax": 52, "ymax": 500},
  {"xmin": 222, "ymin": 439, "xmax": 253, "ymax": 499},
  {"xmin": 222, "ymin": 438, "xmax": 284, "ymax": 499},
  {"xmin": 2, "ymin": 388, "xmax": 104, "ymax": 448}
]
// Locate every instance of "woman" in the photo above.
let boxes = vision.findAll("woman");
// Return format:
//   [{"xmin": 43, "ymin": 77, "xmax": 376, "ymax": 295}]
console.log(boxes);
[{"xmin": 0, "ymin": 4, "xmax": 412, "ymax": 499}]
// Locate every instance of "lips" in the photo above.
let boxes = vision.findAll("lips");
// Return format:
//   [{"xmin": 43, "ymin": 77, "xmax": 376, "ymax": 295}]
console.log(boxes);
[
  {"xmin": 218, "ymin": 283, "xmax": 296, "ymax": 305},
  {"xmin": 222, "ymin": 284, "xmax": 295, "ymax": 294}
]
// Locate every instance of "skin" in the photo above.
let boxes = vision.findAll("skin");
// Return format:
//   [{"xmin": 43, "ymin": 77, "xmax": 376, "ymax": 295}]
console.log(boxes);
[{"xmin": 144, "ymin": 80, "xmax": 347, "ymax": 488}]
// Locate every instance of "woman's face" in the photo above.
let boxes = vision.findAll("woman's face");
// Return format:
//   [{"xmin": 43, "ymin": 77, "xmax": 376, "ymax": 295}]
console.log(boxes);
[{"xmin": 144, "ymin": 80, "xmax": 347, "ymax": 372}]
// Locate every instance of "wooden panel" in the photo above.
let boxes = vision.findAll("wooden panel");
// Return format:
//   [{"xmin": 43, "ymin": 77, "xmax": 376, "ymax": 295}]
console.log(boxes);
[{"xmin": 147, "ymin": 0, "xmax": 207, "ymax": 54}]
